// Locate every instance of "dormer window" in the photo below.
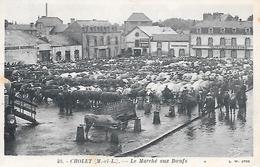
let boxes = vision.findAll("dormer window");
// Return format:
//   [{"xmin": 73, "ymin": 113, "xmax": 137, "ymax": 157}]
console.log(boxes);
[
  {"xmin": 197, "ymin": 28, "xmax": 201, "ymax": 34},
  {"xmin": 220, "ymin": 28, "xmax": 225, "ymax": 34},
  {"xmin": 208, "ymin": 28, "xmax": 213, "ymax": 34},
  {"xmin": 232, "ymin": 28, "xmax": 236, "ymax": 33}
]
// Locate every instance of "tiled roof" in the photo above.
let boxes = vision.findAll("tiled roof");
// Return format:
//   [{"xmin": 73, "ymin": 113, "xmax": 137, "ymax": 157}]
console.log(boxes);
[
  {"xmin": 36, "ymin": 17, "xmax": 63, "ymax": 27},
  {"xmin": 194, "ymin": 21, "xmax": 253, "ymax": 28},
  {"xmin": 6, "ymin": 24, "xmax": 37, "ymax": 31},
  {"xmin": 152, "ymin": 34, "xmax": 189, "ymax": 42},
  {"xmin": 5, "ymin": 30, "xmax": 46, "ymax": 47},
  {"xmin": 138, "ymin": 26, "xmax": 177, "ymax": 36},
  {"xmin": 50, "ymin": 24, "xmax": 68, "ymax": 34},
  {"xmin": 127, "ymin": 13, "xmax": 152, "ymax": 22},
  {"xmin": 76, "ymin": 20, "xmax": 112, "ymax": 27},
  {"xmin": 46, "ymin": 34, "xmax": 79, "ymax": 46}
]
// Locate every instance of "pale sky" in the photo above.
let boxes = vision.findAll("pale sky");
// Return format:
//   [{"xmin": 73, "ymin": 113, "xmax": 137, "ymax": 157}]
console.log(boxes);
[{"xmin": 3, "ymin": 0, "xmax": 253, "ymax": 24}]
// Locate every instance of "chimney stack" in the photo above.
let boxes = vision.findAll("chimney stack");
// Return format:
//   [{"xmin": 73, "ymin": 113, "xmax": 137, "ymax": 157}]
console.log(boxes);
[
  {"xmin": 45, "ymin": 3, "xmax": 48, "ymax": 17},
  {"xmin": 70, "ymin": 18, "xmax": 75, "ymax": 23}
]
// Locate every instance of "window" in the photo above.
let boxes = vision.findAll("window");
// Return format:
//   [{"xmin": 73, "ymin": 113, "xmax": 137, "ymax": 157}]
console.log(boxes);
[
  {"xmin": 86, "ymin": 48, "xmax": 90, "ymax": 59},
  {"xmin": 157, "ymin": 48, "xmax": 162, "ymax": 56},
  {"xmin": 65, "ymin": 51, "xmax": 71, "ymax": 62},
  {"xmin": 86, "ymin": 37, "xmax": 90, "ymax": 46},
  {"xmin": 208, "ymin": 28, "xmax": 213, "ymax": 34},
  {"xmin": 143, "ymin": 48, "xmax": 147, "ymax": 54},
  {"xmin": 107, "ymin": 36, "xmax": 111, "ymax": 45},
  {"xmin": 135, "ymin": 40, "xmax": 140, "ymax": 47},
  {"xmin": 84, "ymin": 26, "xmax": 89, "ymax": 32},
  {"xmin": 56, "ymin": 51, "xmax": 61, "ymax": 61},
  {"xmin": 94, "ymin": 49, "xmax": 98, "ymax": 59},
  {"xmin": 197, "ymin": 28, "xmax": 201, "ymax": 34},
  {"xmin": 157, "ymin": 42, "xmax": 162, "ymax": 48},
  {"xmin": 231, "ymin": 50, "xmax": 237, "ymax": 58},
  {"xmin": 208, "ymin": 37, "xmax": 213, "ymax": 46},
  {"xmin": 169, "ymin": 49, "xmax": 175, "ymax": 57},
  {"xmin": 74, "ymin": 50, "xmax": 80, "ymax": 60},
  {"xmin": 245, "ymin": 50, "xmax": 251, "ymax": 59},
  {"xmin": 115, "ymin": 37, "xmax": 119, "ymax": 45},
  {"xmin": 232, "ymin": 28, "xmax": 236, "ymax": 33},
  {"xmin": 108, "ymin": 48, "xmax": 111, "ymax": 58},
  {"xmin": 196, "ymin": 49, "xmax": 202, "ymax": 57},
  {"xmin": 100, "ymin": 36, "xmax": 104, "ymax": 45},
  {"xmin": 208, "ymin": 49, "xmax": 213, "ymax": 58},
  {"xmin": 220, "ymin": 37, "xmax": 225, "ymax": 46},
  {"xmin": 220, "ymin": 49, "xmax": 225, "ymax": 58},
  {"xmin": 245, "ymin": 38, "xmax": 251, "ymax": 47},
  {"xmin": 220, "ymin": 28, "xmax": 225, "ymax": 34},
  {"xmin": 196, "ymin": 37, "xmax": 201, "ymax": 45},
  {"xmin": 231, "ymin": 38, "xmax": 237, "ymax": 46},
  {"xmin": 245, "ymin": 28, "xmax": 250, "ymax": 34},
  {"xmin": 179, "ymin": 49, "xmax": 185, "ymax": 57},
  {"xmin": 135, "ymin": 32, "xmax": 140, "ymax": 37},
  {"xmin": 94, "ymin": 37, "xmax": 97, "ymax": 46}
]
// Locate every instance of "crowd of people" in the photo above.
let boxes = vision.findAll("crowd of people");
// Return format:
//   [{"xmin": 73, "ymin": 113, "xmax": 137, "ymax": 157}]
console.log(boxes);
[{"xmin": 4, "ymin": 56, "xmax": 253, "ymax": 116}]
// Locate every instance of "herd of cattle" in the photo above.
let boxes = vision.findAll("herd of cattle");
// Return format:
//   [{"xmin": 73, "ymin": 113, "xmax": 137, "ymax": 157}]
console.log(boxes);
[{"xmin": 4, "ymin": 56, "xmax": 253, "ymax": 111}]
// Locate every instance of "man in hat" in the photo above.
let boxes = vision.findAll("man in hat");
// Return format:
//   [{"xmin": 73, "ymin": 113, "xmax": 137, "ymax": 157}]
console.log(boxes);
[
  {"xmin": 223, "ymin": 91, "xmax": 231, "ymax": 115},
  {"xmin": 64, "ymin": 89, "xmax": 73, "ymax": 114},
  {"xmin": 204, "ymin": 92, "xmax": 215, "ymax": 116},
  {"xmin": 197, "ymin": 90, "xmax": 204, "ymax": 115},
  {"xmin": 57, "ymin": 91, "xmax": 65, "ymax": 113}
]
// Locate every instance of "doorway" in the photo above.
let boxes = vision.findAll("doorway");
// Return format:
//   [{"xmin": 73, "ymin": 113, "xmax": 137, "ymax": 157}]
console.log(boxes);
[{"xmin": 65, "ymin": 51, "xmax": 71, "ymax": 62}]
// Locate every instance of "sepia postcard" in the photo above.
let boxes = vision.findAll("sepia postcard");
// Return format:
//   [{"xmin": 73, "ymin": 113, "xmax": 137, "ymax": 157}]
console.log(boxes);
[{"xmin": 0, "ymin": 0, "xmax": 259, "ymax": 166}]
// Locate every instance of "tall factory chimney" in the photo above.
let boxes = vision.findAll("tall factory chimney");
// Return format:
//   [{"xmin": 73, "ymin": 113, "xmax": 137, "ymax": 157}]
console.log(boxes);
[{"xmin": 45, "ymin": 3, "xmax": 48, "ymax": 17}]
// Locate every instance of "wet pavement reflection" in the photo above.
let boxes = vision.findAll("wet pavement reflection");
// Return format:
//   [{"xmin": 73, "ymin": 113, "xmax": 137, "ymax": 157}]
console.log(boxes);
[
  {"xmin": 134, "ymin": 91, "xmax": 253, "ymax": 157},
  {"xmin": 5, "ymin": 91, "xmax": 252, "ymax": 156}
]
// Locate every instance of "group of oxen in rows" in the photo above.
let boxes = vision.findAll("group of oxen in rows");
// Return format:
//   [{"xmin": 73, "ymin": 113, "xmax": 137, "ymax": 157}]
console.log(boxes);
[{"xmin": 13, "ymin": 82, "xmax": 131, "ymax": 109}]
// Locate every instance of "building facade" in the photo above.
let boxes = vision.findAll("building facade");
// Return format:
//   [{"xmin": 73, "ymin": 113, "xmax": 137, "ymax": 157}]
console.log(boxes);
[
  {"xmin": 190, "ymin": 21, "xmax": 253, "ymax": 59},
  {"xmin": 150, "ymin": 34, "xmax": 189, "ymax": 57},
  {"xmin": 46, "ymin": 34, "xmax": 82, "ymax": 62},
  {"xmin": 64, "ymin": 20, "xmax": 122, "ymax": 59},
  {"xmin": 124, "ymin": 13, "xmax": 153, "ymax": 34},
  {"xmin": 35, "ymin": 16, "xmax": 63, "ymax": 35},
  {"xmin": 125, "ymin": 26, "xmax": 187, "ymax": 57},
  {"xmin": 5, "ymin": 30, "xmax": 50, "ymax": 64}
]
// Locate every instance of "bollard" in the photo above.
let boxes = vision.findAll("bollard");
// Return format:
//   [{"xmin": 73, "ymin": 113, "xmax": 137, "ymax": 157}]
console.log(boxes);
[
  {"xmin": 134, "ymin": 118, "xmax": 142, "ymax": 132},
  {"xmin": 76, "ymin": 126, "xmax": 85, "ymax": 142},
  {"xmin": 110, "ymin": 130, "xmax": 119, "ymax": 145},
  {"xmin": 144, "ymin": 103, "xmax": 152, "ymax": 115},
  {"xmin": 153, "ymin": 111, "xmax": 161, "ymax": 124}
]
